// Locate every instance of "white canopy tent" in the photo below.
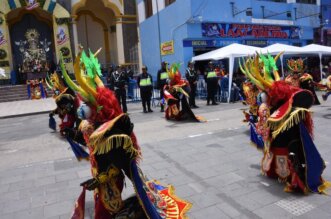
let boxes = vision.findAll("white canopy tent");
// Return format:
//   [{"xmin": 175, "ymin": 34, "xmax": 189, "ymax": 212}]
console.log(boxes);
[
  {"xmin": 260, "ymin": 43, "xmax": 303, "ymax": 75},
  {"xmin": 262, "ymin": 44, "xmax": 331, "ymax": 79},
  {"xmin": 192, "ymin": 43, "xmax": 261, "ymax": 102},
  {"xmin": 300, "ymin": 44, "xmax": 331, "ymax": 79},
  {"xmin": 261, "ymin": 43, "xmax": 303, "ymax": 54},
  {"xmin": 192, "ymin": 43, "xmax": 331, "ymax": 102}
]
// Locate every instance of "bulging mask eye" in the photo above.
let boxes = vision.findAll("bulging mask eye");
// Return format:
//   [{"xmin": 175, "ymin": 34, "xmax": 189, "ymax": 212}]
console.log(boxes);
[{"xmin": 77, "ymin": 103, "xmax": 92, "ymax": 120}]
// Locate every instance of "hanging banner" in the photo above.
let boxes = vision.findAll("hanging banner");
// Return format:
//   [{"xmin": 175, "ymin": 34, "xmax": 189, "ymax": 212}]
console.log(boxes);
[
  {"xmin": 53, "ymin": 18, "xmax": 74, "ymax": 73},
  {"xmin": 160, "ymin": 40, "xmax": 174, "ymax": 56},
  {"xmin": 56, "ymin": 26, "xmax": 69, "ymax": 46},
  {"xmin": 202, "ymin": 23, "xmax": 301, "ymax": 39},
  {"xmin": 0, "ymin": 15, "xmax": 11, "ymax": 79},
  {"xmin": 0, "ymin": 28, "xmax": 7, "ymax": 46}
]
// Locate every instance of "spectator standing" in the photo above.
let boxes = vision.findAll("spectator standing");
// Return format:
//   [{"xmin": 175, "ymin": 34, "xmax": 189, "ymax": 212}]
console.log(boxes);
[
  {"xmin": 109, "ymin": 65, "xmax": 129, "ymax": 113},
  {"xmin": 185, "ymin": 61, "xmax": 199, "ymax": 108},
  {"xmin": 205, "ymin": 61, "xmax": 218, "ymax": 105},
  {"xmin": 157, "ymin": 61, "xmax": 169, "ymax": 112},
  {"xmin": 137, "ymin": 66, "xmax": 153, "ymax": 113}
]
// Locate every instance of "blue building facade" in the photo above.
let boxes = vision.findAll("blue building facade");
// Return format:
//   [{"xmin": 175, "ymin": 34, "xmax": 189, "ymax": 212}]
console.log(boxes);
[
  {"xmin": 136, "ymin": 0, "xmax": 321, "ymax": 77},
  {"xmin": 321, "ymin": 0, "xmax": 331, "ymax": 45}
]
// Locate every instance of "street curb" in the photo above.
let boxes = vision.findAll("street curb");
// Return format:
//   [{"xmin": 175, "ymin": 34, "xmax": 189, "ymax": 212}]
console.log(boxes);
[{"xmin": 0, "ymin": 110, "xmax": 50, "ymax": 120}]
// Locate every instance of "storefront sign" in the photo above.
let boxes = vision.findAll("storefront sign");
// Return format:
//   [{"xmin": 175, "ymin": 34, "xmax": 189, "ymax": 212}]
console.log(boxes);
[
  {"xmin": 202, "ymin": 23, "xmax": 301, "ymax": 39},
  {"xmin": 183, "ymin": 39, "xmax": 240, "ymax": 47},
  {"xmin": 244, "ymin": 40, "xmax": 268, "ymax": 47},
  {"xmin": 160, "ymin": 40, "xmax": 174, "ymax": 56}
]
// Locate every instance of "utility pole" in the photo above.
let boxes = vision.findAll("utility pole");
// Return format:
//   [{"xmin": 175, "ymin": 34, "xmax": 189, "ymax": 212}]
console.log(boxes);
[{"xmin": 155, "ymin": 0, "xmax": 162, "ymax": 63}]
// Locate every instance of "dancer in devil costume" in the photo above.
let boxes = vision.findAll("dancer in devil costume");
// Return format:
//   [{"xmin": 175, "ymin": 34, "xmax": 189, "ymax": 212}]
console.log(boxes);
[
  {"xmin": 285, "ymin": 58, "xmax": 320, "ymax": 105},
  {"xmin": 47, "ymin": 72, "xmax": 79, "ymax": 135},
  {"xmin": 163, "ymin": 63, "xmax": 204, "ymax": 122},
  {"xmin": 321, "ymin": 75, "xmax": 331, "ymax": 101},
  {"xmin": 59, "ymin": 48, "xmax": 191, "ymax": 219},
  {"xmin": 240, "ymin": 53, "xmax": 330, "ymax": 194}
]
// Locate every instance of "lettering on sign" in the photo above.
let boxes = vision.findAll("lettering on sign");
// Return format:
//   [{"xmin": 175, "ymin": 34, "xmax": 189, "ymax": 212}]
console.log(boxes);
[{"xmin": 202, "ymin": 23, "xmax": 301, "ymax": 39}]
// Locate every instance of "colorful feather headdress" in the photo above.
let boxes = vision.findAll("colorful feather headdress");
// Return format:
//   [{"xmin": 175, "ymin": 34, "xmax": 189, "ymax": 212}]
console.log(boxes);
[
  {"xmin": 239, "ymin": 52, "xmax": 283, "ymax": 91},
  {"xmin": 60, "ymin": 46, "xmax": 124, "ymax": 124},
  {"xmin": 287, "ymin": 58, "xmax": 305, "ymax": 73},
  {"xmin": 166, "ymin": 62, "xmax": 189, "ymax": 96},
  {"xmin": 167, "ymin": 63, "xmax": 181, "ymax": 84},
  {"xmin": 45, "ymin": 72, "xmax": 66, "ymax": 94},
  {"xmin": 60, "ymin": 46, "xmax": 104, "ymax": 108}
]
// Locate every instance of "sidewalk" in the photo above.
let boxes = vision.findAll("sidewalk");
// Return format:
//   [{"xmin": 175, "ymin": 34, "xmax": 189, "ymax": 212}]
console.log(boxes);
[
  {"xmin": 0, "ymin": 98, "xmax": 150, "ymax": 119},
  {"xmin": 0, "ymin": 98, "xmax": 56, "ymax": 119},
  {"xmin": 0, "ymin": 91, "xmax": 327, "ymax": 119}
]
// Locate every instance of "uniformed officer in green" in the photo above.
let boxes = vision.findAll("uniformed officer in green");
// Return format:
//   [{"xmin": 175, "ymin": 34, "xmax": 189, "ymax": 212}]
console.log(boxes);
[
  {"xmin": 137, "ymin": 66, "xmax": 153, "ymax": 113},
  {"xmin": 157, "ymin": 61, "xmax": 169, "ymax": 112},
  {"xmin": 205, "ymin": 61, "xmax": 218, "ymax": 105}
]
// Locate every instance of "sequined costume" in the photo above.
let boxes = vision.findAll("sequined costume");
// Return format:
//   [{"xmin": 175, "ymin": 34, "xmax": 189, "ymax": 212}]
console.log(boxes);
[
  {"xmin": 285, "ymin": 58, "xmax": 320, "ymax": 105},
  {"xmin": 321, "ymin": 75, "xmax": 331, "ymax": 101},
  {"xmin": 240, "ymin": 53, "xmax": 330, "ymax": 194},
  {"xmin": 59, "ymin": 48, "xmax": 191, "ymax": 219}
]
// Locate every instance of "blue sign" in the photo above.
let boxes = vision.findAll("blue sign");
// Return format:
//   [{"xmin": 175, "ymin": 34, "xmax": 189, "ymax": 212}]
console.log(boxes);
[
  {"xmin": 183, "ymin": 39, "xmax": 240, "ymax": 47},
  {"xmin": 244, "ymin": 40, "xmax": 268, "ymax": 47}
]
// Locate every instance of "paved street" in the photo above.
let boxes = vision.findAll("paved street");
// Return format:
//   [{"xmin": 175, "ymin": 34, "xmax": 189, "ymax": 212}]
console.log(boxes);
[{"xmin": 0, "ymin": 96, "xmax": 330, "ymax": 219}]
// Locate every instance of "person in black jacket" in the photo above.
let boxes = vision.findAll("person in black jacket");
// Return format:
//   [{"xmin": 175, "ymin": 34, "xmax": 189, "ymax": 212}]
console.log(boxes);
[
  {"xmin": 204, "ymin": 61, "xmax": 218, "ymax": 105},
  {"xmin": 157, "ymin": 61, "xmax": 168, "ymax": 112},
  {"xmin": 110, "ymin": 65, "xmax": 129, "ymax": 113},
  {"xmin": 185, "ymin": 61, "xmax": 199, "ymax": 108},
  {"xmin": 137, "ymin": 66, "xmax": 153, "ymax": 113}
]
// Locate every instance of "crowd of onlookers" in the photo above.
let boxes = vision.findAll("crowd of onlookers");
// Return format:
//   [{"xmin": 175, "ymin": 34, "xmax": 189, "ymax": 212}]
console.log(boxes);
[{"xmin": 99, "ymin": 58, "xmax": 331, "ymax": 110}]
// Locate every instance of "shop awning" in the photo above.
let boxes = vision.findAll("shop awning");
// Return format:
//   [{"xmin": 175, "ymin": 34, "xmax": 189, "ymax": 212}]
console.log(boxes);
[
  {"xmin": 260, "ymin": 43, "xmax": 302, "ymax": 55},
  {"xmin": 191, "ymin": 43, "xmax": 261, "ymax": 61},
  {"xmin": 300, "ymin": 44, "xmax": 331, "ymax": 55}
]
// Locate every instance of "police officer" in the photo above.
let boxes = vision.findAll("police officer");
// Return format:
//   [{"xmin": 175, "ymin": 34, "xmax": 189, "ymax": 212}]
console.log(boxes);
[
  {"xmin": 110, "ymin": 65, "xmax": 129, "ymax": 113},
  {"xmin": 205, "ymin": 61, "xmax": 218, "ymax": 105},
  {"xmin": 157, "ymin": 61, "xmax": 168, "ymax": 112},
  {"xmin": 185, "ymin": 61, "xmax": 199, "ymax": 108},
  {"xmin": 137, "ymin": 66, "xmax": 153, "ymax": 113}
]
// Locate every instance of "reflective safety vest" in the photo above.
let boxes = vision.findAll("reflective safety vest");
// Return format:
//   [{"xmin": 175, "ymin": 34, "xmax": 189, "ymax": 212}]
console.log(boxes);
[
  {"xmin": 139, "ymin": 77, "xmax": 152, "ymax": 86},
  {"xmin": 160, "ymin": 72, "xmax": 168, "ymax": 80},
  {"xmin": 207, "ymin": 71, "xmax": 217, "ymax": 78}
]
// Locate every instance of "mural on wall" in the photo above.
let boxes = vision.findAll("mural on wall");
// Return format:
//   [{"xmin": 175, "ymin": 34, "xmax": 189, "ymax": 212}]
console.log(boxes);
[{"xmin": 202, "ymin": 23, "xmax": 302, "ymax": 39}]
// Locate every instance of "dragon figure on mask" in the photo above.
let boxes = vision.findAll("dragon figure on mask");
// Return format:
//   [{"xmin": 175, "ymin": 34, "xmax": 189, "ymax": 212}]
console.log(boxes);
[
  {"xmin": 57, "ymin": 47, "xmax": 191, "ymax": 219},
  {"xmin": 240, "ymin": 52, "xmax": 330, "ymax": 194}
]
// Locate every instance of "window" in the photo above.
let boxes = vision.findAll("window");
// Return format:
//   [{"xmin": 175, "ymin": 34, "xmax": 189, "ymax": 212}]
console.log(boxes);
[
  {"xmin": 165, "ymin": 0, "xmax": 176, "ymax": 7},
  {"xmin": 296, "ymin": 0, "xmax": 317, "ymax": 4},
  {"xmin": 145, "ymin": 0, "xmax": 153, "ymax": 18}
]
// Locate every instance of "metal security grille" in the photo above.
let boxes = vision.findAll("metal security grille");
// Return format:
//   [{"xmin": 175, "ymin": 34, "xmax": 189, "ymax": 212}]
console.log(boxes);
[{"xmin": 275, "ymin": 197, "xmax": 315, "ymax": 216}]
